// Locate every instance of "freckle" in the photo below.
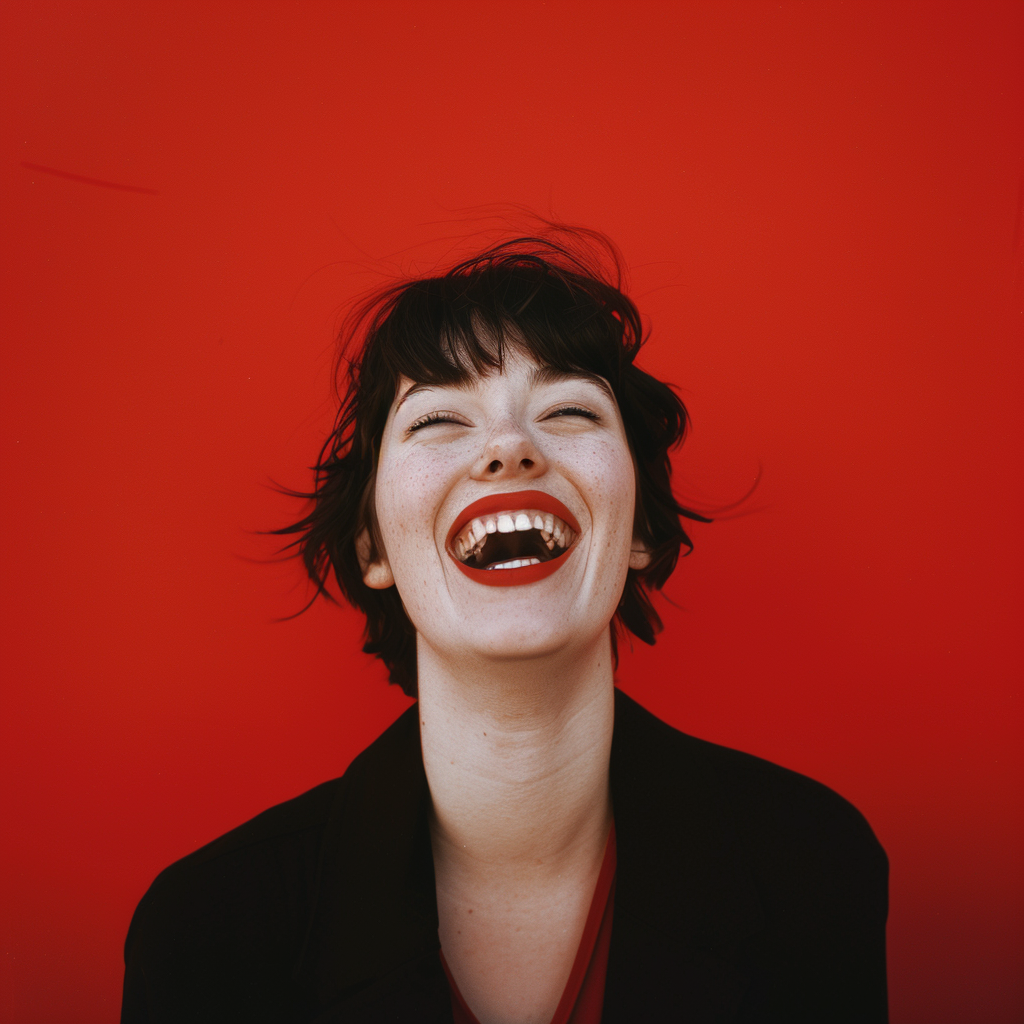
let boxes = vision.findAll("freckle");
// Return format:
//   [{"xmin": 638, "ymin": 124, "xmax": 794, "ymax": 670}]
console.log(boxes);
[{"xmin": 467, "ymin": 908, "xmax": 473, "ymax": 914}]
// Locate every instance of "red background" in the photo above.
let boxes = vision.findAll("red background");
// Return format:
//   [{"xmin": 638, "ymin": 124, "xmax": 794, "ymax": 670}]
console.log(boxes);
[{"xmin": 2, "ymin": 2, "xmax": 1021, "ymax": 1021}]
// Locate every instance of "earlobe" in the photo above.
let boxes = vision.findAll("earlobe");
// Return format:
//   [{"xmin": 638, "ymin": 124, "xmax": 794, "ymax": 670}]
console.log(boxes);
[
  {"xmin": 628, "ymin": 543, "xmax": 651, "ymax": 571},
  {"xmin": 363, "ymin": 560, "xmax": 395, "ymax": 589},
  {"xmin": 356, "ymin": 528, "xmax": 395, "ymax": 589}
]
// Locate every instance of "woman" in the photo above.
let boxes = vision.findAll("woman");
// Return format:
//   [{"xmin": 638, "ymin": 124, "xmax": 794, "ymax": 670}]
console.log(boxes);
[{"xmin": 121, "ymin": 231, "xmax": 888, "ymax": 1023}]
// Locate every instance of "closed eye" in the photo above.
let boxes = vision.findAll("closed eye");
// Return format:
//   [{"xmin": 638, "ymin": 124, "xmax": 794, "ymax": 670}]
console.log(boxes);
[
  {"xmin": 546, "ymin": 405, "xmax": 601, "ymax": 422},
  {"xmin": 407, "ymin": 411, "xmax": 467, "ymax": 433}
]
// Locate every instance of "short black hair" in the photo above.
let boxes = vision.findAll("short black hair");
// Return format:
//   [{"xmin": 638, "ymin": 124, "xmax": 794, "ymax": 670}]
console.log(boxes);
[{"xmin": 275, "ymin": 228, "xmax": 709, "ymax": 696}]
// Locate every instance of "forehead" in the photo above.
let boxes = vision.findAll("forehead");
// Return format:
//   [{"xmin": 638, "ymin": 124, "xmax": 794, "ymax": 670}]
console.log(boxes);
[{"xmin": 394, "ymin": 360, "xmax": 616, "ymax": 410}]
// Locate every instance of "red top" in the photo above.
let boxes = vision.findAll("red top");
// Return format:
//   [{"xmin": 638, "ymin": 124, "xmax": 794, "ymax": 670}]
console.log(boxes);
[{"xmin": 441, "ymin": 824, "xmax": 617, "ymax": 1024}]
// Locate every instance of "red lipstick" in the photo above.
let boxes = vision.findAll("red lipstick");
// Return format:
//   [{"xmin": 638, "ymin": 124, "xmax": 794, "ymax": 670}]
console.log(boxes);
[{"xmin": 445, "ymin": 489, "xmax": 581, "ymax": 588}]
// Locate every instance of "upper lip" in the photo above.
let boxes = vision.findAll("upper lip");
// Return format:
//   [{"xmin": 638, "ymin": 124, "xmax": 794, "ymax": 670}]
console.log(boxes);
[{"xmin": 445, "ymin": 489, "xmax": 582, "ymax": 553}]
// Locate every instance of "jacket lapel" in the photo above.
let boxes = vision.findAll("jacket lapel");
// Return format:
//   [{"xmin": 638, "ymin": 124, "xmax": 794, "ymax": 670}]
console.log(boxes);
[
  {"xmin": 601, "ymin": 690, "xmax": 765, "ymax": 1022},
  {"xmin": 293, "ymin": 703, "xmax": 453, "ymax": 1022}
]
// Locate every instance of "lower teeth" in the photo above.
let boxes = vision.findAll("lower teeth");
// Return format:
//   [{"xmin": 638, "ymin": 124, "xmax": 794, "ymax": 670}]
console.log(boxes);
[{"xmin": 485, "ymin": 557, "xmax": 542, "ymax": 571}]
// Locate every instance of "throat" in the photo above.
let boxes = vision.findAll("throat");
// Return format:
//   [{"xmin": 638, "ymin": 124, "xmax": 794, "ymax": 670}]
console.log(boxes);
[
  {"xmin": 418, "ymin": 675, "xmax": 616, "ymax": 873},
  {"xmin": 463, "ymin": 529, "xmax": 555, "ymax": 569}
]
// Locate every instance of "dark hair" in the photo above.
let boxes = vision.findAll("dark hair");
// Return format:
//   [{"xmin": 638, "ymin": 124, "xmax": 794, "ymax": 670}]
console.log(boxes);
[{"xmin": 275, "ymin": 228, "xmax": 710, "ymax": 696}]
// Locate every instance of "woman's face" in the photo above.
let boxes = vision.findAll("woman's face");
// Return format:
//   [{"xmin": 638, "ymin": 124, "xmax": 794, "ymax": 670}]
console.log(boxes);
[{"xmin": 363, "ymin": 349, "xmax": 647, "ymax": 667}]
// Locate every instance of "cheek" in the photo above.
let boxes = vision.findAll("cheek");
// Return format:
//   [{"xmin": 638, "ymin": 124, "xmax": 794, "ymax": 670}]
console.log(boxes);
[
  {"xmin": 565, "ymin": 438, "xmax": 637, "ymax": 530},
  {"xmin": 374, "ymin": 450, "xmax": 459, "ymax": 560}
]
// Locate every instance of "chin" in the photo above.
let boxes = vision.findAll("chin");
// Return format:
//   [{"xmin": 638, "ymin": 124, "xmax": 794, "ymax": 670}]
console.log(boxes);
[{"xmin": 439, "ymin": 615, "xmax": 611, "ymax": 668}]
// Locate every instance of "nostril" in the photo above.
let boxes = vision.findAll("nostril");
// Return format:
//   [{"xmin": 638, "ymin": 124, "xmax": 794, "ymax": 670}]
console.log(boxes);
[
  {"xmin": 487, "ymin": 460, "xmax": 502, "ymax": 473},
  {"xmin": 521, "ymin": 459, "xmax": 534, "ymax": 469}
]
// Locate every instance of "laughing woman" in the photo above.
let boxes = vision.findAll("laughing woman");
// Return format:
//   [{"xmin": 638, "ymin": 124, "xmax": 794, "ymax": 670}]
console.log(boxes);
[{"xmin": 121, "ymin": 232, "xmax": 888, "ymax": 1023}]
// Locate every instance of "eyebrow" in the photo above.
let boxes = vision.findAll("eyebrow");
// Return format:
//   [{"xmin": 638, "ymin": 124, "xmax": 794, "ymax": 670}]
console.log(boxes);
[
  {"xmin": 528, "ymin": 365, "xmax": 616, "ymax": 403},
  {"xmin": 396, "ymin": 367, "xmax": 615, "ymax": 410},
  {"xmin": 395, "ymin": 379, "xmax": 474, "ymax": 410}
]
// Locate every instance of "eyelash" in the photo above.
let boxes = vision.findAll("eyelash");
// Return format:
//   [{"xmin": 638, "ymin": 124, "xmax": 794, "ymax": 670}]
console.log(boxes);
[
  {"xmin": 408, "ymin": 405, "xmax": 600, "ymax": 433},
  {"xmin": 550, "ymin": 405, "xmax": 600, "ymax": 421},
  {"xmin": 407, "ymin": 411, "xmax": 464, "ymax": 432}
]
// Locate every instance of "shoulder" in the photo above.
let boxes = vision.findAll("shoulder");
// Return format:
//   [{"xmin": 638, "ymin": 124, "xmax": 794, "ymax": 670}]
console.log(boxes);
[
  {"xmin": 692, "ymin": 723, "xmax": 882, "ymax": 857},
  {"xmin": 122, "ymin": 777, "xmax": 341, "ymax": 1020},
  {"xmin": 613, "ymin": 688, "xmax": 888, "ymax": 902},
  {"xmin": 132, "ymin": 774, "xmax": 338, "ymax": 920},
  {"xmin": 121, "ymin": 707, "xmax": 427, "ymax": 1022},
  {"xmin": 611, "ymin": 690, "xmax": 889, "ymax": 1019},
  {"xmin": 128, "ymin": 708, "xmax": 419, "ymax": 935}
]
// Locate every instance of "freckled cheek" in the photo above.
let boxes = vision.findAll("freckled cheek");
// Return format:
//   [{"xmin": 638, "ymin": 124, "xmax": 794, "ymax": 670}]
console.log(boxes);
[
  {"xmin": 375, "ymin": 455, "xmax": 460, "ymax": 565},
  {"xmin": 567, "ymin": 441, "xmax": 637, "ymax": 529}
]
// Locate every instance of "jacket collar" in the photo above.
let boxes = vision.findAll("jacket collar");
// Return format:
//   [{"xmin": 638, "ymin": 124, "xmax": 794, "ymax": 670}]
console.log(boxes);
[
  {"xmin": 610, "ymin": 690, "xmax": 764, "ymax": 949},
  {"xmin": 603, "ymin": 691, "xmax": 765, "ymax": 1020},
  {"xmin": 295, "ymin": 702, "xmax": 442, "ymax": 1009},
  {"xmin": 294, "ymin": 688, "xmax": 765, "ymax": 1020}
]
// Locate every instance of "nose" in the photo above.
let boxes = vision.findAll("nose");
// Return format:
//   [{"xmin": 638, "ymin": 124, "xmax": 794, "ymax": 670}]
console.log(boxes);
[{"xmin": 470, "ymin": 418, "xmax": 548, "ymax": 481}]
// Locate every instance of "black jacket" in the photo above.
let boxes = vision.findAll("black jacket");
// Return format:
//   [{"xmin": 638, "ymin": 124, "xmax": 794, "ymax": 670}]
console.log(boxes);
[{"xmin": 121, "ymin": 689, "xmax": 888, "ymax": 1022}]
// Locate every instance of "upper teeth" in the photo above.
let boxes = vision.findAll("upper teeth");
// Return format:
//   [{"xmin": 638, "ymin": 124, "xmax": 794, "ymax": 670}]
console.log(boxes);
[{"xmin": 452, "ymin": 508, "xmax": 577, "ymax": 562}]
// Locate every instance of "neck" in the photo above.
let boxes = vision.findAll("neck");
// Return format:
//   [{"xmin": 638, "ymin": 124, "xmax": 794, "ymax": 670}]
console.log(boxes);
[{"xmin": 417, "ymin": 633, "xmax": 615, "ymax": 882}]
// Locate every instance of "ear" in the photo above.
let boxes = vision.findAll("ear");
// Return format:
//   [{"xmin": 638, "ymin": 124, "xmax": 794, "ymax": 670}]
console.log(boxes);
[
  {"xmin": 628, "ymin": 539, "xmax": 651, "ymax": 571},
  {"xmin": 356, "ymin": 527, "xmax": 395, "ymax": 589}
]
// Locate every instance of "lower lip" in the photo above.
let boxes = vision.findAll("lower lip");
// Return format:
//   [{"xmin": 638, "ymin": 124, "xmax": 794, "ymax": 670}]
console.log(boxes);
[{"xmin": 450, "ymin": 545, "xmax": 575, "ymax": 587}]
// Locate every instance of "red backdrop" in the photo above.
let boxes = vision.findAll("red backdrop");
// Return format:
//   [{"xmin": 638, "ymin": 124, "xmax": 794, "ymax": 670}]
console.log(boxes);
[{"xmin": 2, "ymin": 2, "xmax": 1021, "ymax": 1021}]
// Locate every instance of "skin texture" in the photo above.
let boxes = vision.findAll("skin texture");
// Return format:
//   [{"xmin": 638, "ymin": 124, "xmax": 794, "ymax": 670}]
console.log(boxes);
[{"xmin": 359, "ymin": 350, "xmax": 648, "ymax": 1024}]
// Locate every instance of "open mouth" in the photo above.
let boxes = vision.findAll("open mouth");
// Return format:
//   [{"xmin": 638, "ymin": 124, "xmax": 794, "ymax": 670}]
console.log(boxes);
[
  {"xmin": 452, "ymin": 509, "xmax": 577, "ymax": 570},
  {"xmin": 446, "ymin": 490, "xmax": 581, "ymax": 586}
]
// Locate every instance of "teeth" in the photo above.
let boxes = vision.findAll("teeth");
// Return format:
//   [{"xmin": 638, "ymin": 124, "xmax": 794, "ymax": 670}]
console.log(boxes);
[
  {"xmin": 452, "ymin": 507, "xmax": 578, "ymax": 562},
  {"xmin": 486, "ymin": 557, "xmax": 542, "ymax": 570}
]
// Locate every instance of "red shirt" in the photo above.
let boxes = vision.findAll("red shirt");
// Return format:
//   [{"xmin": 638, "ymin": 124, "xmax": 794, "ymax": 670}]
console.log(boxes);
[{"xmin": 442, "ymin": 824, "xmax": 617, "ymax": 1024}]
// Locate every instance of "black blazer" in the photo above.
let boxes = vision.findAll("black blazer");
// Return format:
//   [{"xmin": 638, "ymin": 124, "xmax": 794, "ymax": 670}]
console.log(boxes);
[{"xmin": 121, "ymin": 689, "xmax": 888, "ymax": 1022}]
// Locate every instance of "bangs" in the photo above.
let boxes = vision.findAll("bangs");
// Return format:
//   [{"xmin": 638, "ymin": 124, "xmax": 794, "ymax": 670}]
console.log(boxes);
[{"xmin": 364, "ymin": 251, "xmax": 641, "ymax": 400}]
